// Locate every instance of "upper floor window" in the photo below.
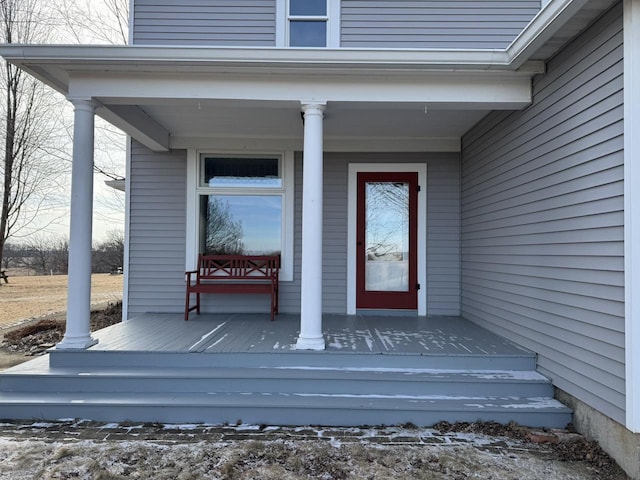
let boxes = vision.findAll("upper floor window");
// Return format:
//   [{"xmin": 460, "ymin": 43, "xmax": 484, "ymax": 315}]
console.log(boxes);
[
  {"xmin": 277, "ymin": 0, "xmax": 339, "ymax": 47},
  {"xmin": 289, "ymin": 0, "xmax": 327, "ymax": 47}
]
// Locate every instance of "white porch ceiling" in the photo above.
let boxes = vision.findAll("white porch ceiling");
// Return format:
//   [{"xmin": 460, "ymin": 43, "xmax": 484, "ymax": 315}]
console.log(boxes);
[{"xmin": 133, "ymin": 100, "xmax": 488, "ymax": 144}]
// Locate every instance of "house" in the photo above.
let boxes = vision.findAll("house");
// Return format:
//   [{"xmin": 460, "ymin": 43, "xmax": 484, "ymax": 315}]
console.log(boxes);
[{"xmin": 0, "ymin": 0, "xmax": 638, "ymax": 477}]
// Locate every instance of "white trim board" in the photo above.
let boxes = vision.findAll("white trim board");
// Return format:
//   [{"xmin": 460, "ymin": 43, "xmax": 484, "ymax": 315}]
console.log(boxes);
[
  {"xmin": 624, "ymin": 0, "xmax": 640, "ymax": 434},
  {"xmin": 122, "ymin": 136, "xmax": 132, "ymax": 321},
  {"xmin": 347, "ymin": 163, "xmax": 427, "ymax": 316}
]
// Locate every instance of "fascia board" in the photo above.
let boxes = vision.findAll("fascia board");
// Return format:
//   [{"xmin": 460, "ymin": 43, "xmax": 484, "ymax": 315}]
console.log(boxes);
[
  {"xmin": 506, "ymin": 0, "xmax": 591, "ymax": 68},
  {"xmin": 0, "ymin": 44, "xmax": 512, "ymax": 69}
]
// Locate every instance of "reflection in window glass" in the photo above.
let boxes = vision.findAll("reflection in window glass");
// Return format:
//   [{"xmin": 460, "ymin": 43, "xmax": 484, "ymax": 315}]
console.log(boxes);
[
  {"xmin": 290, "ymin": 0, "xmax": 326, "ymax": 16},
  {"xmin": 201, "ymin": 195, "xmax": 282, "ymax": 256},
  {"xmin": 290, "ymin": 20, "xmax": 326, "ymax": 47},
  {"xmin": 203, "ymin": 157, "xmax": 281, "ymax": 188}
]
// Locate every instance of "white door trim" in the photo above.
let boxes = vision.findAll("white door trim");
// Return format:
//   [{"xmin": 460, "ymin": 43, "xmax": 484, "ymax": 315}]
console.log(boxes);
[{"xmin": 347, "ymin": 163, "xmax": 427, "ymax": 315}]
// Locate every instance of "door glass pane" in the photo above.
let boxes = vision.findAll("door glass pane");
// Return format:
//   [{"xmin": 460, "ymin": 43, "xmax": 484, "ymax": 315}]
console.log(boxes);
[
  {"xmin": 365, "ymin": 182, "xmax": 409, "ymax": 292},
  {"xmin": 200, "ymin": 195, "xmax": 281, "ymax": 255}
]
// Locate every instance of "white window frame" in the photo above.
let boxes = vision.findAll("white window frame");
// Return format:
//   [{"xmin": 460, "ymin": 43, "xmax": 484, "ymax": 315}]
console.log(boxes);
[
  {"xmin": 186, "ymin": 150, "xmax": 295, "ymax": 281},
  {"xmin": 276, "ymin": 0, "xmax": 340, "ymax": 48}
]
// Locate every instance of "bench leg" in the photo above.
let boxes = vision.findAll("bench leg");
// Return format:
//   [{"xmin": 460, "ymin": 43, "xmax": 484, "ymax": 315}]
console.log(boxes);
[
  {"xmin": 185, "ymin": 290, "xmax": 202, "ymax": 320},
  {"xmin": 275, "ymin": 285, "xmax": 279, "ymax": 314},
  {"xmin": 270, "ymin": 291, "xmax": 275, "ymax": 321},
  {"xmin": 270, "ymin": 285, "xmax": 279, "ymax": 321}
]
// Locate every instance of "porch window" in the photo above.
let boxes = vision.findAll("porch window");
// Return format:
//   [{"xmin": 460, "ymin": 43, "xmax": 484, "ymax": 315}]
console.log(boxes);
[
  {"xmin": 200, "ymin": 195, "xmax": 282, "ymax": 256},
  {"xmin": 196, "ymin": 154, "xmax": 294, "ymax": 280}
]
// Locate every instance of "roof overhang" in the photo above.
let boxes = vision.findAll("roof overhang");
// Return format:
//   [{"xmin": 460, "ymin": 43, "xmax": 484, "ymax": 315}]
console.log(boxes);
[
  {"xmin": 0, "ymin": 44, "xmax": 545, "ymax": 97},
  {"xmin": 0, "ymin": 46, "xmax": 542, "ymax": 152},
  {"xmin": 0, "ymin": 0, "xmax": 618, "ymax": 88},
  {"xmin": 0, "ymin": 0, "xmax": 618, "ymax": 152}
]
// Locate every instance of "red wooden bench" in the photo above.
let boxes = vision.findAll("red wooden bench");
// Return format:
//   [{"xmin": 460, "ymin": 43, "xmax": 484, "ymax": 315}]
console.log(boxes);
[{"xmin": 185, "ymin": 254, "xmax": 280, "ymax": 321}]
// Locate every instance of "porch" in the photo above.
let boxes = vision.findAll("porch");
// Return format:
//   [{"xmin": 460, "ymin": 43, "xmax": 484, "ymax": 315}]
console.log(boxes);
[
  {"xmin": 0, "ymin": 314, "xmax": 572, "ymax": 428},
  {"xmin": 63, "ymin": 313, "xmax": 531, "ymax": 354}
]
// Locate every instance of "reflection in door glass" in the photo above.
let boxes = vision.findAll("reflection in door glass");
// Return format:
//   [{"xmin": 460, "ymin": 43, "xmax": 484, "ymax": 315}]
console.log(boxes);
[{"xmin": 365, "ymin": 182, "xmax": 409, "ymax": 292}]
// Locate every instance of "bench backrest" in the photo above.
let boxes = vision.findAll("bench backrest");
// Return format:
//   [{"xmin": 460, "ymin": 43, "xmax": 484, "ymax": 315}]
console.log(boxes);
[{"xmin": 197, "ymin": 255, "xmax": 280, "ymax": 281}]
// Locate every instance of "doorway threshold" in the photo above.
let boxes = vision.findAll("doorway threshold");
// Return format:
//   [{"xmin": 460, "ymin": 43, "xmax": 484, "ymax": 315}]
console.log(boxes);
[{"xmin": 356, "ymin": 309, "xmax": 418, "ymax": 317}]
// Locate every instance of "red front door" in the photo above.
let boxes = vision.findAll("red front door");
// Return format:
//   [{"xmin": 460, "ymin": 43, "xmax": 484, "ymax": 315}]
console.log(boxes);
[{"xmin": 356, "ymin": 172, "xmax": 418, "ymax": 310}]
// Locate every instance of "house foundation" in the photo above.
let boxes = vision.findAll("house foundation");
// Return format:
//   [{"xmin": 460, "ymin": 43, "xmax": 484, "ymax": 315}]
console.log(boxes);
[{"xmin": 556, "ymin": 388, "xmax": 640, "ymax": 479}]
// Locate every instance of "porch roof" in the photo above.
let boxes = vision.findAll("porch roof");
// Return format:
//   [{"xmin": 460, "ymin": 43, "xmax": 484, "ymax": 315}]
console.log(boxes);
[
  {"xmin": 0, "ymin": 44, "xmax": 543, "ymax": 153},
  {"xmin": 0, "ymin": 0, "xmax": 618, "ymax": 153}
]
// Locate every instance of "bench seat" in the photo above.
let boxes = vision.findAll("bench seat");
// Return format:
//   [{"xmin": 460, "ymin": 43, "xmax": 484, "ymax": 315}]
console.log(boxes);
[{"xmin": 185, "ymin": 255, "xmax": 280, "ymax": 321}]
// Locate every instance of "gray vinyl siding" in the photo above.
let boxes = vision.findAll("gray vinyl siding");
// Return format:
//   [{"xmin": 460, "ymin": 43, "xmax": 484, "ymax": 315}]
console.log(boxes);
[
  {"xmin": 322, "ymin": 153, "xmax": 348, "ymax": 314},
  {"xmin": 461, "ymin": 3, "xmax": 624, "ymax": 423},
  {"xmin": 341, "ymin": 0, "xmax": 540, "ymax": 49},
  {"xmin": 322, "ymin": 152, "xmax": 461, "ymax": 315},
  {"xmin": 127, "ymin": 142, "xmax": 187, "ymax": 317},
  {"xmin": 132, "ymin": 0, "xmax": 276, "ymax": 46},
  {"xmin": 132, "ymin": 0, "xmax": 539, "ymax": 49},
  {"xmin": 281, "ymin": 156, "xmax": 303, "ymax": 312},
  {"xmin": 427, "ymin": 154, "xmax": 462, "ymax": 315}
]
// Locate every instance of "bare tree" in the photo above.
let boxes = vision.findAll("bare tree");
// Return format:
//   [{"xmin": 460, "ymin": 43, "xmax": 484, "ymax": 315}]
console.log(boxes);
[
  {"xmin": 53, "ymin": 0, "xmax": 128, "ymax": 232},
  {"xmin": 0, "ymin": 0, "xmax": 129, "ymax": 278},
  {"xmin": 20, "ymin": 232, "xmax": 69, "ymax": 275},
  {"xmin": 204, "ymin": 197, "xmax": 245, "ymax": 255},
  {"xmin": 53, "ymin": 0, "xmax": 128, "ymax": 45},
  {"xmin": 0, "ymin": 0, "xmax": 68, "ymax": 278},
  {"xmin": 92, "ymin": 228, "xmax": 124, "ymax": 273},
  {"xmin": 1, "ymin": 240, "xmax": 21, "ymax": 269}
]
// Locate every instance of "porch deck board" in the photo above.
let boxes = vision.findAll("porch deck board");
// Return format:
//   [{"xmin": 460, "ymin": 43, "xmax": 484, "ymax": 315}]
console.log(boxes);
[{"xmin": 88, "ymin": 314, "xmax": 531, "ymax": 356}]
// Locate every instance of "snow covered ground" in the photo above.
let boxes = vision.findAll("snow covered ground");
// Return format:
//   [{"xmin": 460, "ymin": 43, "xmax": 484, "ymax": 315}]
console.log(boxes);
[{"xmin": 0, "ymin": 421, "xmax": 626, "ymax": 479}]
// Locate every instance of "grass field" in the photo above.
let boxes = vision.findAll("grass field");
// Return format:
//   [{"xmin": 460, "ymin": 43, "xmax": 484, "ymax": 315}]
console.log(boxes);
[{"xmin": 0, "ymin": 274, "xmax": 122, "ymax": 328}]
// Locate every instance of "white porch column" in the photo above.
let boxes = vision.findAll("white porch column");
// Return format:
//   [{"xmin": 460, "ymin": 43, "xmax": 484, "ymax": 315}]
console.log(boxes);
[
  {"xmin": 57, "ymin": 99, "xmax": 98, "ymax": 349},
  {"xmin": 296, "ymin": 102, "xmax": 326, "ymax": 350}
]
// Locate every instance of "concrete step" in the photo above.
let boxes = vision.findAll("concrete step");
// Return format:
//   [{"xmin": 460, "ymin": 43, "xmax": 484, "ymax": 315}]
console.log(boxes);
[
  {"xmin": 0, "ymin": 390, "xmax": 572, "ymax": 428},
  {"xmin": 0, "ymin": 365, "xmax": 554, "ymax": 398}
]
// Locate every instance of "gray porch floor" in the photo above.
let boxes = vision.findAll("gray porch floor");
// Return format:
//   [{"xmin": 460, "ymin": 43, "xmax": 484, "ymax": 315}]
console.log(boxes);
[{"xmin": 84, "ymin": 313, "xmax": 532, "ymax": 357}]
